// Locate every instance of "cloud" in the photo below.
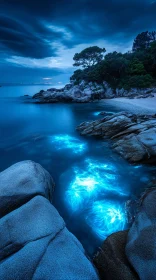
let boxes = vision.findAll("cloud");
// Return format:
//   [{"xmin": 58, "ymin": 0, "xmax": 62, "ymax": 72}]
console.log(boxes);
[
  {"xmin": 1, "ymin": 0, "xmax": 156, "ymax": 58},
  {"xmin": 0, "ymin": 63, "xmax": 73, "ymax": 84},
  {"xmin": 0, "ymin": 0, "xmax": 156, "ymax": 83},
  {"xmin": 0, "ymin": 15, "xmax": 64, "ymax": 58}
]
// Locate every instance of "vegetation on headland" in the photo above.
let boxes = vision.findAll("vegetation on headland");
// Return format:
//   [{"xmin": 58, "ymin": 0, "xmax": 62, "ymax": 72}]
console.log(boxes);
[{"xmin": 71, "ymin": 31, "xmax": 156, "ymax": 90}]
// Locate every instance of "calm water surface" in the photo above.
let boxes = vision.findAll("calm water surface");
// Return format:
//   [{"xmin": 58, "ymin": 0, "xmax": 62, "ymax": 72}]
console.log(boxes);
[{"xmin": 0, "ymin": 85, "xmax": 155, "ymax": 255}]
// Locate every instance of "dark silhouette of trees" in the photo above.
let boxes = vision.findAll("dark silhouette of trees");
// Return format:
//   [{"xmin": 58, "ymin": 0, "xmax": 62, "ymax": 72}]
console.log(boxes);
[
  {"xmin": 73, "ymin": 46, "xmax": 106, "ymax": 68},
  {"xmin": 71, "ymin": 31, "xmax": 156, "ymax": 90}
]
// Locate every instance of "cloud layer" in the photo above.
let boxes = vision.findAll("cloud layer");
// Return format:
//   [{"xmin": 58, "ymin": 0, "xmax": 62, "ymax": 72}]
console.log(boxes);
[{"xmin": 0, "ymin": 0, "xmax": 156, "ymax": 83}]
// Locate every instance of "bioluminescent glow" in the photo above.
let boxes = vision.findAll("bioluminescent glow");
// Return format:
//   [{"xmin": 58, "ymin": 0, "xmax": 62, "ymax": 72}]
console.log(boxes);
[
  {"xmin": 85, "ymin": 158, "xmax": 117, "ymax": 173},
  {"xmin": 93, "ymin": 112, "xmax": 101, "ymax": 116},
  {"xmin": 134, "ymin": 165, "xmax": 142, "ymax": 169},
  {"xmin": 86, "ymin": 201, "xmax": 126, "ymax": 239},
  {"xmin": 50, "ymin": 134, "xmax": 87, "ymax": 154},
  {"xmin": 66, "ymin": 171, "xmax": 99, "ymax": 210},
  {"xmin": 66, "ymin": 159, "xmax": 128, "ymax": 211},
  {"xmin": 93, "ymin": 111, "xmax": 114, "ymax": 117}
]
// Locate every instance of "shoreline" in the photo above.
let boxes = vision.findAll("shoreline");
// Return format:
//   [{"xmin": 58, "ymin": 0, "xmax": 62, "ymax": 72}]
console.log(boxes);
[{"xmin": 101, "ymin": 94, "xmax": 156, "ymax": 114}]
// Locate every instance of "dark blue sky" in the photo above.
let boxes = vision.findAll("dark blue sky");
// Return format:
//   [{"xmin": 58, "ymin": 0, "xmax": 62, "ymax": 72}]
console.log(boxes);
[{"xmin": 0, "ymin": 0, "xmax": 156, "ymax": 84}]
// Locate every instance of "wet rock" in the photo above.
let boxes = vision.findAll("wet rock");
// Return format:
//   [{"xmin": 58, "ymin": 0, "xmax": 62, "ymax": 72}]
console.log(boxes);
[
  {"xmin": 103, "ymin": 82, "xmax": 114, "ymax": 98},
  {"xmin": 32, "ymin": 80, "xmax": 155, "ymax": 103},
  {"xmin": 0, "ymin": 161, "xmax": 99, "ymax": 280},
  {"xmin": 77, "ymin": 112, "xmax": 156, "ymax": 163},
  {"xmin": 94, "ymin": 231, "xmax": 139, "ymax": 280},
  {"xmin": 126, "ymin": 188, "xmax": 156, "ymax": 280},
  {"xmin": 0, "ymin": 160, "xmax": 54, "ymax": 218}
]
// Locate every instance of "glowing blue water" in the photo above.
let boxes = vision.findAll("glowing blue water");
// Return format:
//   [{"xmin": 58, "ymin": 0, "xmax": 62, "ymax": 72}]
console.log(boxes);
[
  {"xmin": 93, "ymin": 111, "xmax": 114, "ymax": 116},
  {"xmin": 64, "ymin": 158, "xmax": 128, "ymax": 239},
  {"xmin": 66, "ymin": 159, "xmax": 128, "ymax": 212},
  {"xmin": 50, "ymin": 134, "xmax": 87, "ymax": 154},
  {"xmin": 0, "ymin": 85, "xmax": 154, "ymax": 255},
  {"xmin": 86, "ymin": 201, "xmax": 126, "ymax": 239},
  {"xmin": 93, "ymin": 112, "xmax": 102, "ymax": 116}
]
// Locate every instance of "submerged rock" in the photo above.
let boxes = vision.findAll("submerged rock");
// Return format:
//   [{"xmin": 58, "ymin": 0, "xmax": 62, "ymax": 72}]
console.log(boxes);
[
  {"xmin": 77, "ymin": 112, "xmax": 156, "ymax": 163},
  {"xmin": 0, "ymin": 161, "xmax": 99, "ymax": 280}
]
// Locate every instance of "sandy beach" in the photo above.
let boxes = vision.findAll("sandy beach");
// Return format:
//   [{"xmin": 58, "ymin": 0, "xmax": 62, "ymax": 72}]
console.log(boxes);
[{"xmin": 102, "ymin": 93, "xmax": 156, "ymax": 114}]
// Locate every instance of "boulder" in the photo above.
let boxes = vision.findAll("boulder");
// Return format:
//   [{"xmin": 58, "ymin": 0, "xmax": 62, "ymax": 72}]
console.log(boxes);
[
  {"xmin": 77, "ymin": 112, "xmax": 156, "ymax": 163},
  {"xmin": 0, "ymin": 160, "xmax": 54, "ymax": 218},
  {"xmin": 94, "ymin": 231, "xmax": 139, "ymax": 280},
  {"xmin": 103, "ymin": 82, "xmax": 114, "ymax": 98},
  {"xmin": 0, "ymin": 161, "xmax": 99, "ymax": 280},
  {"xmin": 116, "ymin": 88, "xmax": 128, "ymax": 97},
  {"xmin": 126, "ymin": 188, "xmax": 156, "ymax": 280},
  {"xmin": 83, "ymin": 87, "xmax": 93, "ymax": 95}
]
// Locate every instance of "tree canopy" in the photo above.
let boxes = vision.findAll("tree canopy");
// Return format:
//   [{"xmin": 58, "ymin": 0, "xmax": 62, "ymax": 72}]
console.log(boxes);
[
  {"xmin": 70, "ymin": 31, "xmax": 156, "ymax": 90},
  {"xmin": 73, "ymin": 46, "xmax": 106, "ymax": 68},
  {"xmin": 132, "ymin": 31, "xmax": 156, "ymax": 52}
]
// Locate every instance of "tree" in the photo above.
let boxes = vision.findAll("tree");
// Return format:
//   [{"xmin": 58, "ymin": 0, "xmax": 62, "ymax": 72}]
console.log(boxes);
[
  {"xmin": 104, "ymin": 52, "xmax": 129, "ymax": 77},
  {"xmin": 148, "ymin": 41, "xmax": 156, "ymax": 77},
  {"xmin": 73, "ymin": 46, "xmax": 106, "ymax": 68},
  {"xmin": 123, "ymin": 74, "xmax": 153, "ymax": 89},
  {"xmin": 132, "ymin": 31, "xmax": 156, "ymax": 52},
  {"xmin": 128, "ymin": 58, "xmax": 146, "ymax": 75},
  {"xmin": 150, "ymin": 41, "xmax": 156, "ymax": 63},
  {"xmin": 70, "ymin": 33, "xmax": 156, "ymax": 90},
  {"xmin": 102, "ymin": 52, "xmax": 129, "ymax": 87}
]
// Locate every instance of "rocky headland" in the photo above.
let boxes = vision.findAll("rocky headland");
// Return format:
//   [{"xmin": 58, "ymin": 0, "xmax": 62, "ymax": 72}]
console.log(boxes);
[
  {"xmin": 32, "ymin": 80, "xmax": 155, "ymax": 103},
  {"xmin": 77, "ymin": 112, "xmax": 156, "ymax": 164}
]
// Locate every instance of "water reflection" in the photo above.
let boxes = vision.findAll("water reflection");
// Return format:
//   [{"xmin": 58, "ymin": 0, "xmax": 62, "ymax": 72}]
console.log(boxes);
[{"xmin": 86, "ymin": 200, "xmax": 126, "ymax": 239}]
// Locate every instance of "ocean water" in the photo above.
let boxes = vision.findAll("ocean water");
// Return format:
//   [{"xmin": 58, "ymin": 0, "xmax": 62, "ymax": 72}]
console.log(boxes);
[{"xmin": 0, "ymin": 85, "xmax": 155, "ymax": 255}]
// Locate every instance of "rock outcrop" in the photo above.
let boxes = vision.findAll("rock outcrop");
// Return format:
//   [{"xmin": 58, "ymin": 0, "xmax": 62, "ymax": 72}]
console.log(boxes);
[
  {"xmin": 0, "ymin": 161, "xmax": 99, "ymax": 280},
  {"xmin": 32, "ymin": 80, "xmax": 155, "ymax": 103},
  {"xmin": 77, "ymin": 112, "xmax": 156, "ymax": 163}
]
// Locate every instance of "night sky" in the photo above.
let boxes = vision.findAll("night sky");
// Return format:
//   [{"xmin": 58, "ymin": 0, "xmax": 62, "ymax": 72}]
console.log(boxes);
[{"xmin": 0, "ymin": 0, "xmax": 156, "ymax": 84}]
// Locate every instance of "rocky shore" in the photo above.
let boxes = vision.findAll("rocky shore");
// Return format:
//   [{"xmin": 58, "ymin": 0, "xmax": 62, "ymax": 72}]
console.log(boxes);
[
  {"xmin": 77, "ymin": 112, "xmax": 156, "ymax": 164},
  {"xmin": 0, "ymin": 161, "xmax": 99, "ymax": 280},
  {"xmin": 32, "ymin": 80, "xmax": 155, "ymax": 103},
  {"xmin": 1, "ymin": 161, "xmax": 156, "ymax": 280}
]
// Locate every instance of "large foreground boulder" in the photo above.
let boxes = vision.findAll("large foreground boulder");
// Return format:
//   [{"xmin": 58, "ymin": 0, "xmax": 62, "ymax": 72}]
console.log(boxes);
[
  {"xmin": 0, "ymin": 161, "xmax": 99, "ymax": 280},
  {"xmin": 0, "ymin": 161, "xmax": 54, "ymax": 218}
]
